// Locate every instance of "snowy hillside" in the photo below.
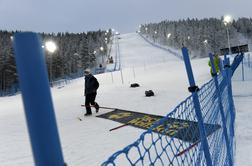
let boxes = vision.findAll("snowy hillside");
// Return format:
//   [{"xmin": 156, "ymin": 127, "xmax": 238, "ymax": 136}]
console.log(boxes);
[{"xmin": 0, "ymin": 33, "xmax": 251, "ymax": 165}]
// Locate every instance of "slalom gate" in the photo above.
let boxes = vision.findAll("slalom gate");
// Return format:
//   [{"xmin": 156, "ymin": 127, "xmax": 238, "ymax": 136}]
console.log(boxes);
[{"xmin": 101, "ymin": 48, "xmax": 243, "ymax": 166}]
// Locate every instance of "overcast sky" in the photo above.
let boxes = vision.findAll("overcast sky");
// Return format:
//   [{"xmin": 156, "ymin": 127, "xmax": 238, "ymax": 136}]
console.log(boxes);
[{"xmin": 0, "ymin": 0, "xmax": 251, "ymax": 34}]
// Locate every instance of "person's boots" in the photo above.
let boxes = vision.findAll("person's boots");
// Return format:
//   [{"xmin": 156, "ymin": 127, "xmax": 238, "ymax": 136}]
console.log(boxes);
[
  {"xmin": 85, "ymin": 106, "xmax": 92, "ymax": 116},
  {"xmin": 95, "ymin": 103, "xmax": 100, "ymax": 113},
  {"xmin": 84, "ymin": 112, "xmax": 92, "ymax": 116}
]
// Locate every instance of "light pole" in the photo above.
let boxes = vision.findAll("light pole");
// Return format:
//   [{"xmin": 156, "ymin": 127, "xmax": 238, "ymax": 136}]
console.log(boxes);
[
  {"xmin": 100, "ymin": 46, "xmax": 104, "ymax": 64},
  {"xmin": 138, "ymin": 25, "xmax": 141, "ymax": 32},
  {"xmin": 73, "ymin": 52, "xmax": 80, "ymax": 74},
  {"xmin": 145, "ymin": 27, "xmax": 148, "ymax": 37},
  {"xmin": 203, "ymin": 39, "xmax": 209, "ymax": 54},
  {"xmin": 167, "ymin": 33, "xmax": 171, "ymax": 39},
  {"xmin": 45, "ymin": 41, "xmax": 57, "ymax": 85},
  {"xmin": 167, "ymin": 33, "xmax": 171, "ymax": 45},
  {"xmin": 203, "ymin": 39, "xmax": 208, "ymax": 45},
  {"xmin": 93, "ymin": 50, "xmax": 97, "ymax": 67},
  {"xmin": 154, "ymin": 31, "xmax": 157, "ymax": 42},
  {"xmin": 223, "ymin": 15, "xmax": 232, "ymax": 55}
]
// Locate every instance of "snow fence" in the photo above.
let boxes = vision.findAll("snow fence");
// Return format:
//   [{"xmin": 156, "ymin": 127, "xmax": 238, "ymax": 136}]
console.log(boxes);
[
  {"xmin": 101, "ymin": 49, "xmax": 243, "ymax": 166},
  {"xmin": 138, "ymin": 33, "xmax": 183, "ymax": 60}
]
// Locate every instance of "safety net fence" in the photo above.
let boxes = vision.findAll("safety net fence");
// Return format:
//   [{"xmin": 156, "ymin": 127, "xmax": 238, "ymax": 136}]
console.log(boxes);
[{"xmin": 101, "ymin": 52, "xmax": 242, "ymax": 166}]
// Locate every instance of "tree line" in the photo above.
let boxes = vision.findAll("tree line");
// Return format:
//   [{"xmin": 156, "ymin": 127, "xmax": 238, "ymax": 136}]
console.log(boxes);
[
  {"xmin": 0, "ymin": 29, "xmax": 112, "ymax": 95},
  {"xmin": 140, "ymin": 17, "xmax": 252, "ymax": 58}
]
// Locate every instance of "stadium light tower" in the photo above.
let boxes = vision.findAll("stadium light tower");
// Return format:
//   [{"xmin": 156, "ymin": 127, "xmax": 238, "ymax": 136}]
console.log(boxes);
[
  {"xmin": 167, "ymin": 33, "xmax": 171, "ymax": 39},
  {"xmin": 154, "ymin": 31, "xmax": 158, "ymax": 42},
  {"xmin": 100, "ymin": 46, "xmax": 104, "ymax": 52},
  {"xmin": 223, "ymin": 15, "xmax": 233, "ymax": 55},
  {"xmin": 45, "ymin": 41, "xmax": 57, "ymax": 85},
  {"xmin": 203, "ymin": 39, "xmax": 208, "ymax": 45},
  {"xmin": 166, "ymin": 33, "xmax": 171, "ymax": 45},
  {"xmin": 100, "ymin": 46, "xmax": 104, "ymax": 63},
  {"xmin": 45, "ymin": 41, "xmax": 57, "ymax": 53}
]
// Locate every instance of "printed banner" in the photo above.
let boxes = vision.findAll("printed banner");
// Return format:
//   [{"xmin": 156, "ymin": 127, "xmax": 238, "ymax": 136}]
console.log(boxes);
[{"xmin": 97, "ymin": 109, "xmax": 221, "ymax": 143}]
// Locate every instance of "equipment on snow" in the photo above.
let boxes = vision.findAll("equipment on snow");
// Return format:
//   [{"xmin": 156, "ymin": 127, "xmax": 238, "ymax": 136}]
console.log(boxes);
[
  {"xmin": 130, "ymin": 83, "xmax": 140, "ymax": 88},
  {"xmin": 77, "ymin": 117, "xmax": 83, "ymax": 121},
  {"xmin": 109, "ymin": 124, "xmax": 129, "ymax": 131},
  {"xmin": 175, "ymin": 127, "xmax": 221, "ymax": 157},
  {"xmin": 81, "ymin": 105, "xmax": 116, "ymax": 110},
  {"xmin": 145, "ymin": 90, "xmax": 154, "ymax": 97},
  {"xmin": 77, "ymin": 105, "xmax": 116, "ymax": 121}
]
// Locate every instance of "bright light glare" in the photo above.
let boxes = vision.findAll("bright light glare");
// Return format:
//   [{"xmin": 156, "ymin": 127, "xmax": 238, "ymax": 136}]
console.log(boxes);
[
  {"xmin": 203, "ymin": 39, "xmax": 208, "ymax": 44},
  {"xmin": 45, "ymin": 41, "xmax": 57, "ymax": 53},
  {"xmin": 167, "ymin": 33, "xmax": 171, "ymax": 38},
  {"xmin": 224, "ymin": 15, "xmax": 232, "ymax": 25},
  {"xmin": 100, "ymin": 46, "xmax": 104, "ymax": 51}
]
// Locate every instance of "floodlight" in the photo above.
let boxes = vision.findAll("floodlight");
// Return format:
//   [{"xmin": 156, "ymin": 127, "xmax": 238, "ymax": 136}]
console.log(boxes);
[{"xmin": 45, "ymin": 41, "xmax": 57, "ymax": 53}]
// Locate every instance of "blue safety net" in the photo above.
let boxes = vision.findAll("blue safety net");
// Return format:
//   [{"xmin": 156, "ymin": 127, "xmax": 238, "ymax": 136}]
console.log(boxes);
[{"xmin": 101, "ymin": 54, "xmax": 242, "ymax": 166}]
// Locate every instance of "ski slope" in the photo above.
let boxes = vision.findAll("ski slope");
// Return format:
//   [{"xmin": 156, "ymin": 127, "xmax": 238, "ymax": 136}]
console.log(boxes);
[{"xmin": 0, "ymin": 33, "xmax": 251, "ymax": 165}]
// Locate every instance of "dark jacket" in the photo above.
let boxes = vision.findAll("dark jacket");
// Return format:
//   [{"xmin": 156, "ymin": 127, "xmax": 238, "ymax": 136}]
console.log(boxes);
[{"xmin": 85, "ymin": 74, "xmax": 99, "ymax": 95}]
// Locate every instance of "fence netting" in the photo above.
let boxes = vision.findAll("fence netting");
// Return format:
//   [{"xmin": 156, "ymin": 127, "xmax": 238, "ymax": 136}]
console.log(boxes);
[{"xmin": 101, "ymin": 54, "xmax": 241, "ymax": 166}]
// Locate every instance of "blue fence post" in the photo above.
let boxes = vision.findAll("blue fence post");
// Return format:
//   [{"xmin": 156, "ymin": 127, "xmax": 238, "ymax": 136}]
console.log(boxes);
[
  {"xmin": 241, "ymin": 55, "xmax": 245, "ymax": 81},
  {"xmin": 224, "ymin": 54, "xmax": 228, "ymax": 66},
  {"xmin": 181, "ymin": 47, "xmax": 212, "ymax": 166},
  {"xmin": 209, "ymin": 53, "xmax": 233, "ymax": 166},
  {"xmin": 13, "ymin": 32, "xmax": 65, "ymax": 166},
  {"xmin": 223, "ymin": 55, "xmax": 235, "ymax": 163},
  {"xmin": 223, "ymin": 57, "xmax": 235, "ymax": 137},
  {"xmin": 248, "ymin": 53, "xmax": 251, "ymax": 68},
  {"xmin": 219, "ymin": 59, "xmax": 224, "ymax": 73}
]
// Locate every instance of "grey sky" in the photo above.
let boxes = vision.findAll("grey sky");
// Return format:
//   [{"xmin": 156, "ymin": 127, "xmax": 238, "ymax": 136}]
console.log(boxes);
[{"xmin": 0, "ymin": 0, "xmax": 251, "ymax": 34}]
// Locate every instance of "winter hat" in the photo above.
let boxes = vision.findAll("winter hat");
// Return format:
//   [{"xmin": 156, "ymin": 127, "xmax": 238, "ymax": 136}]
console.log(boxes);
[{"xmin": 84, "ymin": 68, "xmax": 91, "ymax": 75}]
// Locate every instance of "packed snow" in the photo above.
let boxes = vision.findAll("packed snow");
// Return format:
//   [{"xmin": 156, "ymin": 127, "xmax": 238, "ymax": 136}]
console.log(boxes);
[{"xmin": 0, "ymin": 33, "xmax": 251, "ymax": 165}]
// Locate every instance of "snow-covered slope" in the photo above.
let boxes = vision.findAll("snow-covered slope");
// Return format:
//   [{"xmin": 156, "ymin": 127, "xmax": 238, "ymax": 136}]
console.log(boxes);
[
  {"xmin": 0, "ymin": 33, "xmax": 250, "ymax": 165},
  {"xmin": 232, "ymin": 62, "xmax": 252, "ymax": 165}
]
